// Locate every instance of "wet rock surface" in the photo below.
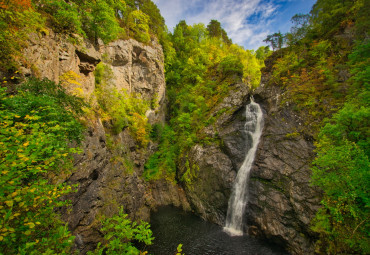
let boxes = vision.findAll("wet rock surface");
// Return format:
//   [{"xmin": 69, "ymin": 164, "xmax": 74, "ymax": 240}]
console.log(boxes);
[
  {"xmin": 178, "ymin": 83, "xmax": 252, "ymax": 225},
  {"xmin": 180, "ymin": 68, "xmax": 321, "ymax": 254},
  {"xmin": 247, "ymin": 80, "xmax": 321, "ymax": 254}
]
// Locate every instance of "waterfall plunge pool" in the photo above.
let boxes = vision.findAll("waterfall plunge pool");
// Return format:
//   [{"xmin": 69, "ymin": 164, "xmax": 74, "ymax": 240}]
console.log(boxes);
[{"xmin": 145, "ymin": 206, "xmax": 287, "ymax": 255}]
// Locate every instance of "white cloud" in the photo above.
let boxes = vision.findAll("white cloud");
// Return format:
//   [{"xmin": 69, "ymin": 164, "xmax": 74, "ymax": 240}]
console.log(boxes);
[{"xmin": 154, "ymin": 0, "xmax": 282, "ymax": 50}]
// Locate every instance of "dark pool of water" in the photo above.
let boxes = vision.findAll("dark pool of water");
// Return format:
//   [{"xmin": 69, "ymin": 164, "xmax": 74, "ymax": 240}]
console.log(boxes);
[{"xmin": 145, "ymin": 206, "xmax": 288, "ymax": 255}]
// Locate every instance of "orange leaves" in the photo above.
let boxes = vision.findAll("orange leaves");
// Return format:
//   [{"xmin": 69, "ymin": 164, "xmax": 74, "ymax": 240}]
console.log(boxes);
[{"xmin": 0, "ymin": 0, "xmax": 31, "ymax": 10}]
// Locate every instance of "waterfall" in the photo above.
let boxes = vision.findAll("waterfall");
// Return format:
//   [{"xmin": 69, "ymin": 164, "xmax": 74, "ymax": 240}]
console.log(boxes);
[{"xmin": 224, "ymin": 97, "xmax": 264, "ymax": 236}]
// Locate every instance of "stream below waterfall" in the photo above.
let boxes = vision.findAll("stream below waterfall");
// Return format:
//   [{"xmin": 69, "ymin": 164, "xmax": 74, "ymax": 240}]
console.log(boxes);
[{"xmin": 146, "ymin": 206, "xmax": 287, "ymax": 255}]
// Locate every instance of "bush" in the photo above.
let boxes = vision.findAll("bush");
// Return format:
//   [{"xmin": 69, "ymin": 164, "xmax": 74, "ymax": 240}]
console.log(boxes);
[
  {"xmin": 88, "ymin": 207, "xmax": 153, "ymax": 255},
  {"xmin": 38, "ymin": 0, "xmax": 84, "ymax": 35},
  {"xmin": 0, "ymin": 78, "xmax": 85, "ymax": 254},
  {"xmin": 94, "ymin": 63, "xmax": 150, "ymax": 145},
  {"xmin": 218, "ymin": 55, "xmax": 243, "ymax": 78}
]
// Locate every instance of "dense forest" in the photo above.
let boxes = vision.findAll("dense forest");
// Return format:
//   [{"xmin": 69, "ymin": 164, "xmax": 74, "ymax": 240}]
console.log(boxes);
[{"xmin": 0, "ymin": 0, "xmax": 369, "ymax": 254}]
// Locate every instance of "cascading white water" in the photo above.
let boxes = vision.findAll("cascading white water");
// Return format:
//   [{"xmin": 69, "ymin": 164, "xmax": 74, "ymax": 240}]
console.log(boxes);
[{"xmin": 224, "ymin": 97, "xmax": 264, "ymax": 236}]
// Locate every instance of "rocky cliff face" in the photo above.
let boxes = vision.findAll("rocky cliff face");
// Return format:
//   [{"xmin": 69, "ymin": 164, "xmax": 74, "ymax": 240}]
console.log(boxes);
[
  {"xmin": 20, "ymin": 29, "xmax": 321, "ymax": 254},
  {"xmin": 177, "ymin": 82, "xmax": 251, "ymax": 225},
  {"xmin": 20, "ymin": 30, "xmax": 190, "ymax": 254},
  {"xmin": 247, "ymin": 59, "xmax": 321, "ymax": 254},
  {"xmin": 178, "ymin": 58, "xmax": 321, "ymax": 254}
]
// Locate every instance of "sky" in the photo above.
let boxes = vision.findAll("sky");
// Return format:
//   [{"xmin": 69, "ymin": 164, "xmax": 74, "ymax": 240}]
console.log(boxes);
[{"xmin": 153, "ymin": 0, "xmax": 316, "ymax": 50}]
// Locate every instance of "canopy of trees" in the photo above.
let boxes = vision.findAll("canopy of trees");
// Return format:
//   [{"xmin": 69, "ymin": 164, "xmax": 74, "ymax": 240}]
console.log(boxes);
[{"xmin": 144, "ymin": 19, "xmax": 263, "ymax": 182}]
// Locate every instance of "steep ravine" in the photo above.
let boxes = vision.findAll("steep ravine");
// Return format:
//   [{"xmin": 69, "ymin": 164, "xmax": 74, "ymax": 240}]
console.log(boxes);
[
  {"xmin": 179, "ymin": 57, "xmax": 322, "ymax": 254},
  {"xmin": 20, "ymin": 30, "xmax": 190, "ymax": 253},
  {"xmin": 20, "ymin": 30, "xmax": 321, "ymax": 254}
]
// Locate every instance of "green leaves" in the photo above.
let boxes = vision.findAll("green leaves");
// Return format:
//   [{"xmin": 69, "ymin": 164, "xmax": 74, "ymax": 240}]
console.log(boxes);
[
  {"xmin": 310, "ymin": 40, "xmax": 370, "ymax": 254},
  {"xmin": 145, "ymin": 21, "xmax": 263, "ymax": 182},
  {"xmin": 39, "ymin": 0, "xmax": 84, "ymax": 35},
  {"xmin": 0, "ymin": 6, "xmax": 44, "ymax": 71},
  {"xmin": 218, "ymin": 55, "xmax": 243, "ymax": 78},
  {"xmin": 94, "ymin": 63, "xmax": 150, "ymax": 145},
  {"xmin": 89, "ymin": 0, "xmax": 123, "ymax": 44},
  {"xmin": 0, "ymin": 78, "xmax": 84, "ymax": 254},
  {"xmin": 128, "ymin": 10, "xmax": 151, "ymax": 43},
  {"xmin": 88, "ymin": 207, "xmax": 153, "ymax": 255}
]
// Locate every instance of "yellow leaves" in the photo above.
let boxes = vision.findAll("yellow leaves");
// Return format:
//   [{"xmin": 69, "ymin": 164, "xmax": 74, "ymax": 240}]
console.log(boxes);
[
  {"xmin": 23, "ymin": 141, "xmax": 29, "ymax": 147},
  {"xmin": 24, "ymin": 222, "xmax": 35, "ymax": 229},
  {"xmin": 14, "ymin": 115, "xmax": 20, "ymax": 118},
  {"xmin": 11, "ymin": 191, "xmax": 18, "ymax": 197},
  {"xmin": 5, "ymin": 200, "xmax": 13, "ymax": 207},
  {"xmin": 18, "ymin": 153, "xmax": 30, "ymax": 161},
  {"xmin": 0, "ymin": 236, "xmax": 3, "ymax": 241},
  {"xmin": 2, "ymin": 171, "xmax": 9, "ymax": 175}
]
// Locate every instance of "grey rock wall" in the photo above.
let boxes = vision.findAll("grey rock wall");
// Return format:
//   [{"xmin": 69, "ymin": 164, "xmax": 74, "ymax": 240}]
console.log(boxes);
[
  {"xmin": 20, "ymin": 30, "xmax": 190, "ymax": 254},
  {"xmin": 247, "ymin": 74, "xmax": 321, "ymax": 254},
  {"xmin": 179, "ymin": 62, "xmax": 321, "ymax": 254},
  {"xmin": 178, "ymin": 82, "xmax": 251, "ymax": 225}
]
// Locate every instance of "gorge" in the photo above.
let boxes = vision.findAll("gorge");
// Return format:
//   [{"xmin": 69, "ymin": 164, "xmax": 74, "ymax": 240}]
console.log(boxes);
[{"xmin": 0, "ymin": 0, "xmax": 368, "ymax": 255}]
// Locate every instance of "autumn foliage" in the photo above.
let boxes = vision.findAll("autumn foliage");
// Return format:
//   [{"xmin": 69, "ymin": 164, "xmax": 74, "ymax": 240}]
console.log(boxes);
[{"xmin": 0, "ymin": 0, "xmax": 31, "ymax": 10}]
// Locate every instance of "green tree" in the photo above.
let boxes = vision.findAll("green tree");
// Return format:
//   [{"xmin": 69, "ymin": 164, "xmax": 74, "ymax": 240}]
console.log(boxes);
[
  {"xmin": 207, "ymin": 19, "xmax": 231, "ymax": 44},
  {"xmin": 128, "ymin": 9, "xmax": 151, "ymax": 43},
  {"xmin": 36, "ymin": 0, "xmax": 84, "ymax": 35},
  {"xmin": 87, "ymin": 0, "xmax": 122, "ymax": 44},
  {"xmin": 135, "ymin": 0, "xmax": 165, "ymax": 38},
  {"xmin": 285, "ymin": 13, "xmax": 310, "ymax": 46},
  {"xmin": 255, "ymin": 46, "xmax": 271, "ymax": 61},
  {"xmin": 263, "ymin": 31, "xmax": 284, "ymax": 51},
  {"xmin": 207, "ymin": 19, "xmax": 222, "ymax": 38}
]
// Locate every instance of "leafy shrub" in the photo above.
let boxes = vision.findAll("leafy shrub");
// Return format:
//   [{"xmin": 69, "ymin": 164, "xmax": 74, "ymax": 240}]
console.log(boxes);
[
  {"xmin": 311, "ymin": 40, "xmax": 370, "ymax": 255},
  {"xmin": 94, "ymin": 63, "xmax": 150, "ymax": 146},
  {"xmin": 88, "ymin": 207, "xmax": 153, "ymax": 255},
  {"xmin": 144, "ymin": 125, "xmax": 178, "ymax": 181},
  {"xmin": 37, "ymin": 0, "xmax": 84, "ymax": 35},
  {"xmin": 0, "ymin": 78, "xmax": 85, "ymax": 254},
  {"xmin": 0, "ymin": 4, "xmax": 44, "ymax": 71},
  {"xmin": 218, "ymin": 55, "xmax": 243, "ymax": 78},
  {"xmin": 85, "ymin": 0, "xmax": 123, "ymax": 44}
]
